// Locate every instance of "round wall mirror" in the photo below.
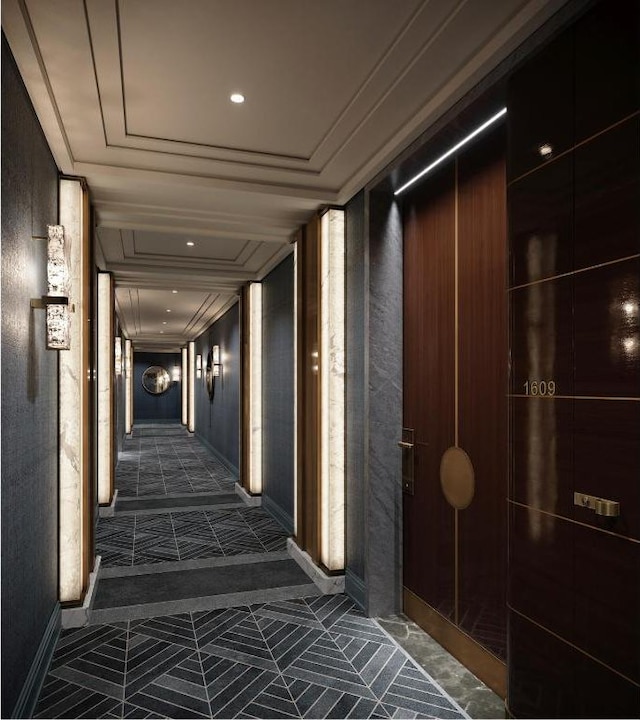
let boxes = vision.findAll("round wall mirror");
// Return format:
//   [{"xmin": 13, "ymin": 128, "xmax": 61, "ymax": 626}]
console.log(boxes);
[
  {"xmin": 141, "ymin": 365, "xmax": 171, "ymax": 395},
  {"xmin": 205, "ymin": 349, "xmax": 215, "ymax": 401}
]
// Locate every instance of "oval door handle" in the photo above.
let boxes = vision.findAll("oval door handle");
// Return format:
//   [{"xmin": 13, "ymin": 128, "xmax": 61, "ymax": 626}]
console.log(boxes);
[{"xmin": 398, "ymin": 441, "xmax": 414, "ymax": 449}]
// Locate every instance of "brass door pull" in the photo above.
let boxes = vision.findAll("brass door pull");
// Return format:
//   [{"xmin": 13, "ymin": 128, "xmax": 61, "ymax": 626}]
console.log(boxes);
[
  {"xmin": 398, "ymin": 441, "xmax": 414, "ymax": 449},
  {"xmin": 574, "ymin": 492, "xmax": 620, "ymax": 517}
]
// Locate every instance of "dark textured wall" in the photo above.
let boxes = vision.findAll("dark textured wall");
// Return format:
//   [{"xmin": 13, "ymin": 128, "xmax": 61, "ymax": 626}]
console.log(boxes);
[
  {"xmin": 133, "ymin": 352, "xmax": 181, "ymax": 422},
  {"xmin": 345, "ymin": 192, "xmax": 366, "ymax": 600},
  {"xmin": 195, "ymin": 303, "xmax": 240, "ymax": 472},
  {"xmin": 1, "ymin": 35, "xmax": 60, "ymax": 718},
  {"xmin": 262, "ymin": 254, "xmax": 295, "ymax": 532}
]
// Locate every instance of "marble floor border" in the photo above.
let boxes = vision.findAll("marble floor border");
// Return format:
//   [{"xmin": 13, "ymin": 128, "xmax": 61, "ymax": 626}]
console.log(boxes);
[{"xmin": 99, "ymin": 550, "xmax": 292, "ymax": 579}]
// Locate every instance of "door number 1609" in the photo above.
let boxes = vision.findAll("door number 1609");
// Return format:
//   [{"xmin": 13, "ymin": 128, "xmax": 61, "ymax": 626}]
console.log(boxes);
[{"xmin": 524, "ymin": 380, "xmax": 556, "ymax": 396}]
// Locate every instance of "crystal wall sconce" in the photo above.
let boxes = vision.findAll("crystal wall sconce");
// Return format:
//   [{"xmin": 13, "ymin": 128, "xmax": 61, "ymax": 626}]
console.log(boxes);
[
  {"xmin": 212, "ymin": 344, "xmax": 222, "ymax": 377},
  {"xmin": 31, "ymin": 225, "xmax": 70, "ymax": 350}
]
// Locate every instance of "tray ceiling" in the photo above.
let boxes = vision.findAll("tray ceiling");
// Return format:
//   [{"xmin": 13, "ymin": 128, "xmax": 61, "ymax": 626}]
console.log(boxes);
[{"xmin": 3, "ymin": 0, "xmax": 567, "ymax": 349}]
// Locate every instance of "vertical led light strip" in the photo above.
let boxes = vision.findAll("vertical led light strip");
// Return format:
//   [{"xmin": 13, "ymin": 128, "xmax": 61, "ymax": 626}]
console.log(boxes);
[
  {"xmin": 58, "ymin": 177, "xmax": 88, "ymax": 603},
  {"xmin": 320, "ymin": 209, "xmax": 346, "ymax": 572},
  {"xmin": 188, "ymin": 341, "xmax": 196, "ymax": 432},
  {"xmin": 181, "ymin": 347, "xmax": 188, "ymax": 425},
  {"xmin": 97, "ymin": 272, "xmax": 114, "ymax": 505},
  {"xmin": 124, "ymin": 339, "xmax": 133, "ymax": 434},
  {"xmin": 249, "ymin": 282, "xmax": 263, "ymax": 494},
  {"xmin": 292, "ymin": 243, "xmax": 298, "ymax": 534}
]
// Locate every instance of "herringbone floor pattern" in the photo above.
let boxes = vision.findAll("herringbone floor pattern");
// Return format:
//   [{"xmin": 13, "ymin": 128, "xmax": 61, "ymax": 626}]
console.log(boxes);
[{"xmin": 35, "ymin": 596, "xmax": 469, "ymax": 719}]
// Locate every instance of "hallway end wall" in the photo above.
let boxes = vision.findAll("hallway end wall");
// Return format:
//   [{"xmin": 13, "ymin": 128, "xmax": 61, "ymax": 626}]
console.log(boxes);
[
  {"xmin": 195, "ymin": 303, "xmax": 240, "ymax": 473},
  {"xmin": 1, "ymin": 34, "xmax": 60, "ymax": 718},
  {"xmin": 133, "ymin": 352, "xmax": 181, "ymax": 422},
  {"xmin": 262, "ymin": 255, "xmax": 295, "ymax": 533}
]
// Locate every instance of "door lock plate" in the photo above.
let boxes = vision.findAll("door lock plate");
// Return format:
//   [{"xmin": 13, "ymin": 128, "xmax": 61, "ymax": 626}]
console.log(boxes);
[{"xmin": 399, "ymin": 428, "xmax": 415, "ymax": 495}]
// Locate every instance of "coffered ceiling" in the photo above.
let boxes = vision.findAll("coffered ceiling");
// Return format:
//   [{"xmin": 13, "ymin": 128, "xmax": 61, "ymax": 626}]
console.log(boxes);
[{"xmin": 3, "ymin": 0, "xmax": 567, "ymax": 350}]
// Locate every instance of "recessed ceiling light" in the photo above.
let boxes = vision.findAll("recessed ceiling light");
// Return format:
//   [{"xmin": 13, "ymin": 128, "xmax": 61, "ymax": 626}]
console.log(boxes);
[
  {"xmin": 162, "ymin": 321, "xmax": 167, "ymax": 325},
  {"xmin": 166, "ymin": 309, "xmax": 171, "ymax": 313},
  {"xmin": 186, "ymin": 241, "xmax": 195, "ymax": 247},
  {"xmin": 172, "ymin": 289, "xmax": 178, "ymax": 294},
  {"xmin": 160, "ymin": 331, "xmax": 164, "ymax": 334},
  {"xmin": 230, "ymin": 93, "xmax": 245, "ymax": 104}
]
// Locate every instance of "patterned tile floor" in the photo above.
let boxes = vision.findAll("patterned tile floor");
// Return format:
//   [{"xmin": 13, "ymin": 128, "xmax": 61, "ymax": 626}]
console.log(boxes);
[
  {"xmin": 35, "ymin": 427, "xmax": 475, "ymax": 718},
  {"xmin": 116, "ymin": 435, "xmax": 236, "ymax": 497},
  {"xmin": 97, "ymin": 507, "xmax": 289, "ymax": 568},
  {"xmin": 35, "ymin": 595, "xmax": 469, "ymax": 719}
]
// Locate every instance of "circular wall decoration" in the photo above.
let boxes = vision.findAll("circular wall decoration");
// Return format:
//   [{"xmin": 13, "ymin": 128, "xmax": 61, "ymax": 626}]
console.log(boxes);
[
  {"xmin": 205, "ymin": 349, "xmax": 215, "ymax": 401},
  {"xmin": 440, "ymin": 446, "xmax": 475, "ymax": 509},
  {"xmin": 141, "ymin": 365, "xmax": 171, "ymax": 395}
]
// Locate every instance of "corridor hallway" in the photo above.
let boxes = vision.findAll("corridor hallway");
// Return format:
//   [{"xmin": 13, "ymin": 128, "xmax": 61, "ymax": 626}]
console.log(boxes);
[{"xmin": 33, "ymin": 426, "xmax": 475, "ymax": 719}]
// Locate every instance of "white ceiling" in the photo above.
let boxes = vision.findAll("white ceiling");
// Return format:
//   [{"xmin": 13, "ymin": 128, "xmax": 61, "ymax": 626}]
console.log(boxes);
[{"xmin": 3, "ymin": 0, "xmax": 567, "ymax": 350}]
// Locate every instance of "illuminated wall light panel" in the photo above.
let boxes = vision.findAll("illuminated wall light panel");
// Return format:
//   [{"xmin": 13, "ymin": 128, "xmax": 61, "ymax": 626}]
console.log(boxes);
[
  {"xmin": 114, "ymin": 335, "xmax": 122, "ymax": 375},
  {"xmin": 320, "ymin": 208, "xmax": 346, "ymax": 572},
  {"xmin": 188, "ymin": 341, "xmax": 196, "ymax": 432},
  {"xmin": 97, "ymin": 272, "xmax": 114, "ymax": 506},
  {"xmin": 58, "ymin": 177, "xmax": 89, "ymax": 603},
  {"xmin": 249, "ymin": 282, "xmax": 263, "ymax": 494},
  {"xmin": 292, "ymin": 243, "xmax": 298, "ymax": 535},
  {"xmin": 125, "ymin": 339, "xmax": 133, "ymax": 434},
  {"xmin": 196, "ymin": 353, "xmax": 202, "ymax": 379},
  {"xmin": 181, "ymin": 347, "xmax": 188, "ymax": 425}
]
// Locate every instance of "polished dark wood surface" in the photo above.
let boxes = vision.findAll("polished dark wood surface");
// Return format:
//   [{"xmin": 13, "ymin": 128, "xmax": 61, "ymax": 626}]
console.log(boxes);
[
  {"xmin": 574, "ymin": 524, "xmax": 640, "ymax": 682},
  {"xmin": 573, "ymin": 400, "xmax": 640, "ymax": 540},
  {"xmin": 574, "ymin": 0, "xmax": 640, "ymax": 142},
  {"xmin": 403, "ymin": 164, "xmax": 456, "ymax": 620},
  {"xmin": 507, "ymin": 31, "xmax": 573, "ymax": 182},
  {"xmin": 574, "ymin": 117, "xmax": 640, "ymax": 270},
  {"xmin": 509, "ymin": 397, "xmax": 573, "ymax": 517},
  {"xmin": 508, "ymin": 611, "xmax": 640, "ymax": 719},
  {"xmin": 508, "ymin": 154, "xmax": 573, "ymax": 287},
  {"xmin": 510, "ymin": 275, "xmax": 573, "ymax": 396},
  {"xmin": 403, "ymin": 130, "xmax": 508, "ymax": 663},
  {"xmin": 507, "ymin": 2, "xmax": 640, "ymax": 715},
  {"xmin": 457, "ymin": 130, "xmax": 507, "ymax": 659},
  {"xmin": 574, "ymin": 258, "xmax": 640, "ymax": 398}
]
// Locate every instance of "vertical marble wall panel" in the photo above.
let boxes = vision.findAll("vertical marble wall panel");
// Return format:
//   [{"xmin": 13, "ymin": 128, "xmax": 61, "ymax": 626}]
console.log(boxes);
[
  {"xmin": 364, "ymin": 190, "xmax": 403, "ymax": 617},
  {"xmin": 195, "ymin": 303, "xmax": 240, "ymax": 474},
  {"xmin": 1, "ymin": 35, "xmax": 59, "ymax": 718},
  {"xmin": 345, "ymin": 191, "xmax": 366, "ymax": 604},
  {"xmin": 262, "ymin": 254, "xmax": 295, "ymax": 533},
  {"xmin": 133, "ymin": 352, "xmax": 181, "ymax": 421}
]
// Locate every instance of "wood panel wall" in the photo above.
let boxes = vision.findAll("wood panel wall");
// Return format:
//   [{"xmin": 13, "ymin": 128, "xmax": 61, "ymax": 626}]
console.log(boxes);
[
  {"xmin": 402, "ymin": 127, "xmax": 507, "ymax": 696},
  {"xmin": 507, "ymin": 2, "xmax": 640, "ymax": 716}
]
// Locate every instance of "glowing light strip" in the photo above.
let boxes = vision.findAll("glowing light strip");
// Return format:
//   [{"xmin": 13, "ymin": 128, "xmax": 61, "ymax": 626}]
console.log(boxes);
[
  {"xmin": 58, "ymin": 177, "xmax": 87, "ymax": 602},
  {"xmin": 97, "ymin": 272, "xmax": 113, "ymax": 505},
  {"xmin": 394, "ymin": 107, "xmax": 507, "ymax": 195},
  {"xmin": 125, "ymin": 339, "xmax": 132, "ymax": 434},
  {"xmin": 293, "ymin": 243, "xmax": 298, "ymax": 535},
  {"xmin": 188, "ymin": 341, "xmax": 196, "ymax": 432},
  {"xmin": 320, "ymin": 209, "xmax": 345, "ymax": 571},
  {"xmin": 181, "ymin": 347, "xmax": 188, "ymax": 425},
  {"xmin": 249, "ymin": 283, "xmax": 263, "ymax": 494}
]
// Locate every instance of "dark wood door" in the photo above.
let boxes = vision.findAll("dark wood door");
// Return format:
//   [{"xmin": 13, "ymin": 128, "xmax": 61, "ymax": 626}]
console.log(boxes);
[{"xmin": 402, "ymin": 128, "xmax": 507, "ymax": 696}]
